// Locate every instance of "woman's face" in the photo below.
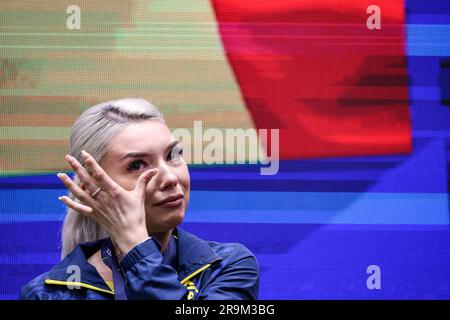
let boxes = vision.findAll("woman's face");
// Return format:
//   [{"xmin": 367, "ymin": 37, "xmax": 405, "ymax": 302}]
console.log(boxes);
[{"xmin": 99, "ymin": 120, "xmax": 190, "ymax": 234}]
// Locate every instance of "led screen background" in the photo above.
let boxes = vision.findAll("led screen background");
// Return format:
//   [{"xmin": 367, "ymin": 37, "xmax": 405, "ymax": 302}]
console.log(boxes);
[{"xmin": 0, "ymin": 0, "xmax": 449, "ymax": 299}]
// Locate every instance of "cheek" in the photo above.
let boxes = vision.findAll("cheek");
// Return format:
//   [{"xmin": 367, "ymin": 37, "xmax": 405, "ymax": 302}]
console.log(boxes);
[{"xmin": 178, "ymin": 164, "xmax": 190, "ymax": 194}]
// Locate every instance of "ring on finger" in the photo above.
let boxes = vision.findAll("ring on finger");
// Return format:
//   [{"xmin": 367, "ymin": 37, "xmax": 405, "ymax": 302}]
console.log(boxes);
[{"xmin": 91, "ymin": 186, "xmax": 103, "ymax": 199}]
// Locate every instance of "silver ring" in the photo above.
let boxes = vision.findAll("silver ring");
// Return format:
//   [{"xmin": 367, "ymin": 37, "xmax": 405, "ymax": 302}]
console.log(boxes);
[{"xmin": 91, "ymin": 186, "xmax": 103, "ymax": 198}]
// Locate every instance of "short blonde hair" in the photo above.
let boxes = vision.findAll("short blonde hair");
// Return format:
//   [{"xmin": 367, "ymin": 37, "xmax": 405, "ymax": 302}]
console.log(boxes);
[{"xmin": 61, "ymin": 98, "xmax": 164, "ymax": 258}]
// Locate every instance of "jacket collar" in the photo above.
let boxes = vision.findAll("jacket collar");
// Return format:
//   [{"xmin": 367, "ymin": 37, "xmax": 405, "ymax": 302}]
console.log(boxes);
[
  {"xmin": 175, "ymin": 228, "xmax": 222, "ymax": 282},
  {"xmin": 45, "ymin": 228, "xmax": 222, "ymax": 294}
]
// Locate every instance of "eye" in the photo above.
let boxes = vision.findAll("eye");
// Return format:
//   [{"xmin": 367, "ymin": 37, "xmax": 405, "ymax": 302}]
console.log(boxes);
[
  {"xmin": 167, "ymin": 145, "xmax": 183, "ymax": 162},
  {"xmin": 127, "ymin": 159, "xmax": 146, "ymax": 172}
]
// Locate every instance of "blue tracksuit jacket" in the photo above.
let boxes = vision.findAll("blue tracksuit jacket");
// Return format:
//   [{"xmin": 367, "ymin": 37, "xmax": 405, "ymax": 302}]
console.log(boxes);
[{"xmin": 20, "ymin": 228, "xmax": 259, "ymax": 300}]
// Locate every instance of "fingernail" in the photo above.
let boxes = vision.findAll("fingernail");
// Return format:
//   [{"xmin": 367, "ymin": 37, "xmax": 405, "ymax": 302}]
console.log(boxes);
[
  {"xmin": 65, "ymin": 155, "xmax": 73, "ymax": 162},
  {"xmin": 58, "ymin": 196, "xmax": 64, "ymax": 201},
  {"xmin": 81, "ymin": 150, "xmax": 88, "ymax": 159},
  {"xmin": 57, "ymin": 172, "xmax": 65, "ymax": 179}
]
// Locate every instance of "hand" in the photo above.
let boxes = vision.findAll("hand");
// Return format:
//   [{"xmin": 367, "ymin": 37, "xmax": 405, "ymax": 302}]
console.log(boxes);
[{"xmin": 57, "ymin": 150, "xmax": 158, "ymax": 256}]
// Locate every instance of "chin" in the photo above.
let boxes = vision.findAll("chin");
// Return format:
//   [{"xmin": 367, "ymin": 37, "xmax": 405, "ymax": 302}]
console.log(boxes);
[{"xmin": 146, "ymin": 206, "xmax": 185, "ymax": 233}]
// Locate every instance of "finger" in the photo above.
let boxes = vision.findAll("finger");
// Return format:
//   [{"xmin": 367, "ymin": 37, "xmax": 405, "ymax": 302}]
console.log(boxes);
[
  {"xmin": 57, "ymin": 172, "xmax": 97, "ymax": 208},
  {"xmin": 81, "ymin": 150, "xmax": 121, "ymax": 196},
  {"xmin": 65, "ymin": 154, "xmax": 100, "ymax": 194},
  {"xmin": 58, "ymin": 195, "xmax": 94, "ymax": 216},
  {"xmin": 135, "ymin": 168, "xmax": 158, "ymax": 194}
]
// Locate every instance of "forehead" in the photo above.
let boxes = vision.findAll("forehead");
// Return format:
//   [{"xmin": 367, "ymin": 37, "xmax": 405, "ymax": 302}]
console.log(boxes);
[{"xmin": 107, "ymin": 120, "xmax": 173, "ymax": 156}]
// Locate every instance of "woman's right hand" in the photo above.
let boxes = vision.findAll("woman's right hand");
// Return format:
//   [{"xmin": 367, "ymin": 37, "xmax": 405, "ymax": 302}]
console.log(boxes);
[{"xmin": 56, "ymin": 150, "xmax": 158, "ymax": 256}]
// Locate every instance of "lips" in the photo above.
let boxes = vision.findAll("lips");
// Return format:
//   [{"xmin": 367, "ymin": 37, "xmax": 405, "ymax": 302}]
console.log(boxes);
[{"xmin": 154, "ymin": 194, "xmax": 184, "ymax": 208}]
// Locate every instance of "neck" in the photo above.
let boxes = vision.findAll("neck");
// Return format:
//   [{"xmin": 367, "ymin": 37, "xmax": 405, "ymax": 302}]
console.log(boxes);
[
  {"xmin": 111, "ymin": 229, "xmax": 174, "ymax": 258},
  {"xmin": 150, "ymin": 229, "xmax": 173, "ymax": 253}
]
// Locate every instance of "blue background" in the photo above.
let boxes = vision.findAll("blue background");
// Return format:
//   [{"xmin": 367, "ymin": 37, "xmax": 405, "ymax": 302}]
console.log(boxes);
[{"xmin": 1, "ymin": 0, "xmax": 450, "ymax": 299}]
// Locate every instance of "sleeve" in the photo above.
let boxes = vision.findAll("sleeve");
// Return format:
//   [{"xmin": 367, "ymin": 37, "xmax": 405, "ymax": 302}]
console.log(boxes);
[
  {"xmin": 120, "ymin": 237, "xmax": 188, "ymax": 300},
  {"xmin": 197, "ymin": 244, "xmax": 260, "ymax": 300}
]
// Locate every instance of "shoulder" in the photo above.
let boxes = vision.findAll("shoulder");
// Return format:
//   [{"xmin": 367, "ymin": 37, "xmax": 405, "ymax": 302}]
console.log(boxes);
[
  {"xmin": 200, "ymin": 240, "xmax": 260, "ymax": 299},
  {"xmin": 21, "ymin": 272, "xmax": 75, "ymax": 300},
  {"xmin": 210, "ymin": 241, "xmax": 256, "ymax": 261},
  {"xmin": 20, "ymin": 271, "xmax": 88, "ymax": 300},
  {"xmin": 20, "ymin": 272, "xmax": 51, "ymax": 300},
  {"xmin": 177, "ymin": 228, "xmax": 258, "ymax": 268},
  {"xmin": 20, "ymin": 240, "xmax": 97, "ymax": 300},
  {"xmin": 208, "ymin": 241, "xmax": 259, "ymax": 273}
]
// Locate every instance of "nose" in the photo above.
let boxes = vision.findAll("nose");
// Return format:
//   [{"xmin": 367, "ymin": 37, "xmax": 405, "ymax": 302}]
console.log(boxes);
[{"xmin": 155, "ymin": 162, "xmax": 178, "ymax": 191}]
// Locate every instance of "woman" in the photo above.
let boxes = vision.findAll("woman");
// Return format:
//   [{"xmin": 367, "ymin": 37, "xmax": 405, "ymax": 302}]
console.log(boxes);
[{"xmin": 20, "ymin": 98, "xmax": 259, "ymax": 300}]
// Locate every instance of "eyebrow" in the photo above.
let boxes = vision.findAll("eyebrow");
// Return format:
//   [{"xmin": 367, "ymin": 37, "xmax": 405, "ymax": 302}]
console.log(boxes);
[{"xmin": 119, "ymin": 140, "xmax": 180, "ymax": 161}]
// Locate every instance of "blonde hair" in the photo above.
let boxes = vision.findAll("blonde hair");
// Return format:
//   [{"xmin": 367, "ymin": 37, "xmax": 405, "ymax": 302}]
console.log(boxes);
[{"xmin": 61, "ymin": 98, "xmax": 164, "ymax": 258}]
